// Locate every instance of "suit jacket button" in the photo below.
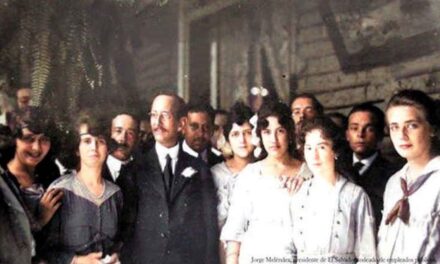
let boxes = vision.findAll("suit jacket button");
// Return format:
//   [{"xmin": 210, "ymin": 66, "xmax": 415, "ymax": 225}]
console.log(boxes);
[
  {"xmin": 166, "ymin": 250, "xmax": 171, "ymax": 255},
  {"xmin": 160, "ymin": 233, "xmax": 167, "ymax": 238},
  {"xmin": 159, "ymin": 213, "xmax": 163, "ymax": 218}
]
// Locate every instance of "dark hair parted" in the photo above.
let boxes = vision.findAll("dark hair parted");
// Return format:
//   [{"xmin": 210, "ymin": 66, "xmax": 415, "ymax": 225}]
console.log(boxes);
[
  {"xmin": 256, "ymin": 101, "xmax": 297, "ymax": 159},
  {"xmin": 184, "ymin": 103, "xmax": 216, "ymax": 126},
  {"xmin": 298, "ymin": 116, "xmax": 352, "ymax": 177},
  {"xmin": 109, "ymin": 108, "xmax": 140, "ymax": 131},
  {"xmin": 348, "ymin": 102, "xmax": 385, "ymax": 140},
  {"xmin": 66, "ymin": 111, "xmax": 110, "ymax": 170},
  {"xmin": 14, "ymin": 107, "xmax": 58, "ymax": 141},
  {"xmin": 74, "ymin": 111, "xmax": 110, "ymax": 144},
  {"xmin": 13, "ymin": 107, "xmax": 60, "ymax": 158},
  {"xmin": 153, "ymin": 91, "xmax": 186, "ymax": 119},
  {"xmin": 291, "ymin": 93, "xmax": 324, "ymax": 115},
  {"xmin": 386, "ymin": 89, "xmax": 440, "ymax": 154},
  {"xmin": 223, "ymin": 101, "xmax": 254, "ymax": 140}
]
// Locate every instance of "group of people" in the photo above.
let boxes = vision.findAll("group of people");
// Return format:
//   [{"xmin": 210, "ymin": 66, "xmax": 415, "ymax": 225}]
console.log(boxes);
[{"xmin": 1, "ymin": 87, "xmax": 440, "ymax": 264}]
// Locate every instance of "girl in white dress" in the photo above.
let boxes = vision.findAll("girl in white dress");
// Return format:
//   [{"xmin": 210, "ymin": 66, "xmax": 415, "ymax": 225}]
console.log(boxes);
[
  {"xmin": 221, "ymin": 101, "xmax": 304, "ymax": 264},
  {"xmin": 378, "ymin": 89, "xmax": 440, "ymax": 263},
  {"xmin": 211, "ymin": 102, "xmax": 255, "ymax": 263},
  {"xmin": 211, "ymin": 102, "xmax": 255, "ymax": 229},
  {"xmin": 292, "ymin": 117, "xmax": 377, "ymax": 263}
]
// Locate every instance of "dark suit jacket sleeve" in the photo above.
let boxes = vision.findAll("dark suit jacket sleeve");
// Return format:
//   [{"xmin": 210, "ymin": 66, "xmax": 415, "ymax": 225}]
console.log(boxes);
[
  {"xmin": 116, "ymin": 166, "xmax": 138, "ymax": 246},
  {"xmin": 200, "ymin": 165, "xmax": 220, "ymax": 264}
]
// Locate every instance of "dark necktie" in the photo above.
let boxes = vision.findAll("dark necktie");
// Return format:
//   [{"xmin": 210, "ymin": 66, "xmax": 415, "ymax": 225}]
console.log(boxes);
[
  {"xmin": 163, "ymin": 155, "xmax": 173, "ymax": 196},
  {"xmin": 197, "ymin": 153, "xmax": 205, "ymax": 163},
  {"xmin": 353, "ymin": 161, "xmax": 364, "ymax": 173}
]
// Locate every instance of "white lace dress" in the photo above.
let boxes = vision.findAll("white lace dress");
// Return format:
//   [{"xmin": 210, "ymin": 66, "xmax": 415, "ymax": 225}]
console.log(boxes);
[{"xmin": 220, "ymin": 161, "xmax": 295, "ymax": 264}]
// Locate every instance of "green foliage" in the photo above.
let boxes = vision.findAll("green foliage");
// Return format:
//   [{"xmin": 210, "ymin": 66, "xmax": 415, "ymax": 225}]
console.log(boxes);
[{"xmin": 0, "ymin": 0, "xmax": 140, "ymax": 122}]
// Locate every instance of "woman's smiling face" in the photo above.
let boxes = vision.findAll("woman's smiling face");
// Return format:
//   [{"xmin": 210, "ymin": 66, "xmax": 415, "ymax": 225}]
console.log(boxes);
[{"xmin": 15, "ymin": 128, "xmax": 51, "ymax": 168}]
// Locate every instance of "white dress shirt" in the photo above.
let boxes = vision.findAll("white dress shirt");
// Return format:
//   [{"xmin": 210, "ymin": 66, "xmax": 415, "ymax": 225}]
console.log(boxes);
[
  {"xmin": 106, "ymin": 154, "xmax": 133, "ymax": 182},
  {"xmin": 353, "ymin": 152, "xmax": 378, "ymax": 175},
  {"xmin": 182, "ymin": 140, "xmax": 208, "ymax": 162},
  {"xmin": 155, "ymin": 142, "xmax": 179, "ymax": 174}
]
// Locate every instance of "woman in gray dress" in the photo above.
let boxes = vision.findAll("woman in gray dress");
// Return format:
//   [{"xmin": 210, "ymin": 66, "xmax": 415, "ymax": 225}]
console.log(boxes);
[{"xmin": 45, "ymin": 112, "xmax": 123, "ymax": 264}]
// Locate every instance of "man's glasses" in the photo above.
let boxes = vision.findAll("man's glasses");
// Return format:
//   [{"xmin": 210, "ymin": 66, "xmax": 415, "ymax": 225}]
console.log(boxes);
[{"xmin": 148, "ymin": 111, "xmax": 173, "ymax": 120}]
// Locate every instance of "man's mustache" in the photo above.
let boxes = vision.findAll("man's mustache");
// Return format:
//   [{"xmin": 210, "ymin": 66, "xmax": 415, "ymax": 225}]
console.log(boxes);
[
  {"xmin": 153, "ymin": 126, "xmax": 168, "ymax": 133},
  {"xmin": 108, "ymin": 138, "xmax": 129, "ymax": 153}
]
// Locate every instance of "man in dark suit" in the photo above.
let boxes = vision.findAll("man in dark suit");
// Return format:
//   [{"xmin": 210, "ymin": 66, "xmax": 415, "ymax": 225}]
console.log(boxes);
[
  {"xmin": 103, "ymin": 112, "xmax": 140, "ymax": 243},
  {"xmin": 181, "ymin": 103, "xmax": 223, "ymax": 167},
  {"xmin": 346, "ymin": 103, "xmax": 401, "ymax": 229},
  {"xmin": 121, "ymin": 92, "xmax": 219, "ymax": 264}
]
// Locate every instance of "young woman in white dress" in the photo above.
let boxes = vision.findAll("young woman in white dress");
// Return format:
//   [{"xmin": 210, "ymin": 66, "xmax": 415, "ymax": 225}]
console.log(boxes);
[
  {"xmin": 221, "ymin": 101, "xmax": 305, "ymax": 264},
  {"xmin": 211, "ymin": 102, "xmax": 255, "ymax": 229},
  {"xmin": 292, "ymin": 117, "xmax": 377, "ymax": 263},
  {"xmin": 378, "ymin": 89, "xmax": 440, "ymax": 263},
  {"xmin": 211, "ymin": 102, "xmax": 255, "ymax": 263}
]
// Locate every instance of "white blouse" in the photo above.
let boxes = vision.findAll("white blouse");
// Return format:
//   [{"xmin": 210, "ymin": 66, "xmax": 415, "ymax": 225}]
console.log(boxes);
[
  {"xmin": 211, "ymin": 161, "xmax": 240, "ymax": 228},
  {"xmin": 290, "ymin": 176, "xmax": 377, "ymax": 263},
  {"xmin": 220, "ymin": 161, "xmax": 295, "ymax": 264},
  {"xmin": 378, "ymin": 156, "xmax": 440, "ymax": 263}
]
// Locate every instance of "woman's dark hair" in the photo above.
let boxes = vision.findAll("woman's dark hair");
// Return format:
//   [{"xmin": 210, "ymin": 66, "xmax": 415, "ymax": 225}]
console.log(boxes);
[
  {"xmin": 223, "ymin": 101, "xmax": 254, "ymax": 140},
  {"xmin": 256, "ymin": 101, "xmax": 297, "ymax": 159},
  {"xmin": 74, "ymin": 111, "xmax": 110, "ymax": 143},
  {"xmin": 13, "ymin": 107, "xmax": 59, "ymax": 150},
  {"xmin": 298, "ymin": 116, "xmax": 353, "ymax": 178},
  {"xmin": 386, "ymin": 89, "xmax": 440, "ymax": 155},
  {"xmin": 5, "ymin": 108, "xmax": 61, "ymax": 187},
  {"xmin": 68, "ymin": 110, "xmax": 110, "ymax": 170}
]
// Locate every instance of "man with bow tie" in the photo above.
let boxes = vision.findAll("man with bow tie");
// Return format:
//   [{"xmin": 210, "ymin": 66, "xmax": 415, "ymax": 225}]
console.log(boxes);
[
  {"xmin": 346, "ymin": 103, "xmax": 401, "ymax": 230},
  {"xmin": 103, "ymin": 112, "xmax": 140, "ymax": 244},
  {"xmin": 121, "ymin": 92, "xmax": 219, "ymax": 264},
  {"xmin": 181, "ymin": 103, "xmax": 223, "ymax": 167}
]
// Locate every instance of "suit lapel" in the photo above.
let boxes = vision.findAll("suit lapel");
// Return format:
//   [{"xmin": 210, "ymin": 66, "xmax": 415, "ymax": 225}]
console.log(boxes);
[
  {"xmin": 143, "ymin": 149, "xmax": 167, "ymax": 199},
  {"xmin": 102, "ymin": 164, "xmax": 114, "ymax": 183}
]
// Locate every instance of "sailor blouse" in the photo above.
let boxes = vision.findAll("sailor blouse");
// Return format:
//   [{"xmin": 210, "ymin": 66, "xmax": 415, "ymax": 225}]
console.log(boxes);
[{"xmin": 378, "ymin": 156, "xmax": 440, "ymax": 263}]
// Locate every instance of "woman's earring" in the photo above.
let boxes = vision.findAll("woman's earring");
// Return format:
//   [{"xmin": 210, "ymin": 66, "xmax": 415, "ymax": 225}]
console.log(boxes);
[{"xmin": 334, "ymin": 155, "xmax": 338, "ymax": 160}]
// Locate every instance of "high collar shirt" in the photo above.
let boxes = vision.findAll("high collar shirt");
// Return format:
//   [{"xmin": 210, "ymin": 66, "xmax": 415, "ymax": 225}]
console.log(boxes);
[
  {"xmin": 378, "ymin": 156, "xmax": 440, "ymax": 263},
  {"xmin": 182, "ymin": 140, "xmax": 208, "ymax": 162},
  {"xmin": 291, "ymin": 176, "xmax": 377, "ymax": 263},
  {"xmin": 155, "ymin": 142, "xmax": 179, "ymax": 174},
  {"xmin": 353, "ymin": 152, "xmax": 378, "ymax": 176},
  {"xmin": 106, "ymin": 154, "xmax": 133, "ymax": 182}
]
